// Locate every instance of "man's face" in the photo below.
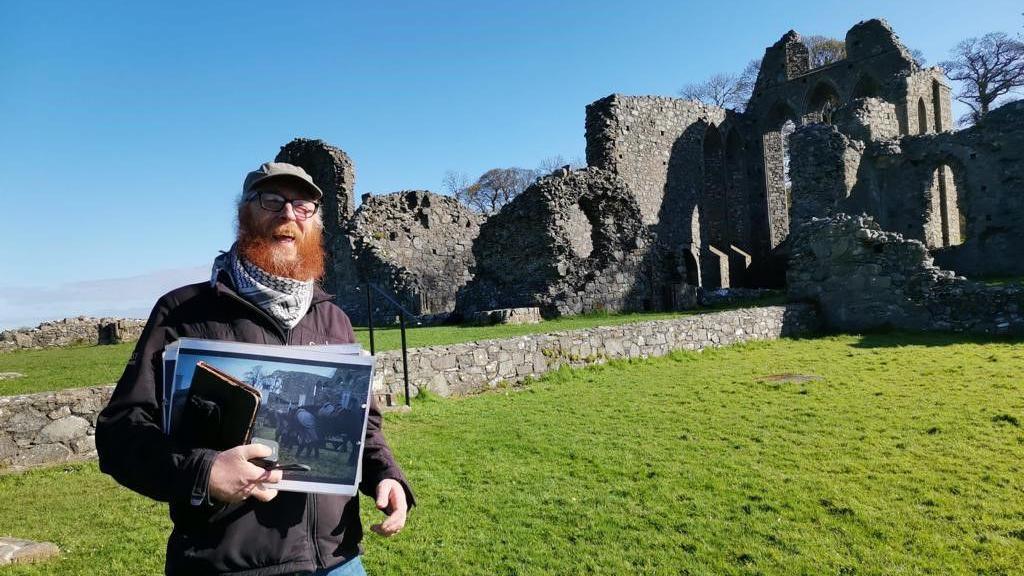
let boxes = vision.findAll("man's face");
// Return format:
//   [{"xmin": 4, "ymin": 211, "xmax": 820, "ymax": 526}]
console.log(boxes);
[{"xmin": 237, "ymin": 181, "xmax": 325, "ymax": 281}]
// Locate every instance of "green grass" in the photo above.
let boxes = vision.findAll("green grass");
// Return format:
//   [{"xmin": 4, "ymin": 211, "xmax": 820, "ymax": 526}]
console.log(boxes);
[
  {"xmin": 0, "ymin": 298, "xmax": 783, "ymax": 397},
  {"xmin": 1, "ymin": 332, "xmax": 1023, "ymax": 575},
  {"xmin": 0, "ymin": 342, "xmax": 136, "ymax": 396},
  {"xmin": 975, "ymin": 275, "xmax": 1024, "ymax": 287}
]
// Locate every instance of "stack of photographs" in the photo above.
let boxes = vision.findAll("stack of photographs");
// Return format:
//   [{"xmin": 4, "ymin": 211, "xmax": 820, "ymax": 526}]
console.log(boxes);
[{"xmin": 162, "ymin": 338, "xmax": 373, "ymax": 496}]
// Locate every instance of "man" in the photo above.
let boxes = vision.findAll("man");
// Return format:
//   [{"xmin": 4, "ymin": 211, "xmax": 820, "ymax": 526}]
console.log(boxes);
[{"xmin": 97, "ymin": 162, "xmax": 413, "ymax": 576}]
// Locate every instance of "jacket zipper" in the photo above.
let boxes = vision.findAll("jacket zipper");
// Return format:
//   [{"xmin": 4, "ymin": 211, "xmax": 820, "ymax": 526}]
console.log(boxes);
[{"xmin": 220, "ymin": 284, "xmax": 323, "ymax": 567}]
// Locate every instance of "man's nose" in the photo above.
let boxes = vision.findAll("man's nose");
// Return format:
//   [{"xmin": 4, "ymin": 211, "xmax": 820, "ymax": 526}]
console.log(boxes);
[{"xmin": 279, "ymin": 202, "xmax": 298, "ymax": 221}]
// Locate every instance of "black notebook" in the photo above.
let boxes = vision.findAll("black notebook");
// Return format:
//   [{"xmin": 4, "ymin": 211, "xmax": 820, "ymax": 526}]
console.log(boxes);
[{"xmin": 177, "ymin": 360, "xmax": 261, "ymax": 451}]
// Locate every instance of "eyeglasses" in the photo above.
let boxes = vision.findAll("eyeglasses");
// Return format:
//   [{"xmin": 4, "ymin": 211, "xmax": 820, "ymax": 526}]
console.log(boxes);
[{"xmin": 248, "ymin": 191, "xmax": 320, "ymax": 221}]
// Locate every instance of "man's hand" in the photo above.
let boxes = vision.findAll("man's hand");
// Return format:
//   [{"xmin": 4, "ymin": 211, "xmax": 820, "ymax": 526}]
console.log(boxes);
[
  {"xmin": 208, "ymin": 444, "xmax": 283, "ymax": 504},
  {"xmin": 371, "ymin": 478, "xmax": 408, "ymax": 537}
]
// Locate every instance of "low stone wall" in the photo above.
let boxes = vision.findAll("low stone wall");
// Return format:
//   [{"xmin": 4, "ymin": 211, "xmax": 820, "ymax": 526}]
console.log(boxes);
[
  {"xmin": 0, "ymin": 317, "xmax": 145, "ymax": 353},
  {"xmin": 0, "ymin": 305, "xmax": 818, "ymax": 471},
  {"xmin": 0, "ymin": 387, "xmax": 111, "ymax": 471},
  {"xmin": 373, "ymin": 304, "xmax": 819, "ymax": 397}
]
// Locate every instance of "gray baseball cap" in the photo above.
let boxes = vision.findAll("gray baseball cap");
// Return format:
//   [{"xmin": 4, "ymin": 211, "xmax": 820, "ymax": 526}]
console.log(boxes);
[{"xmin": 242, "ymin": 162, "xmax": 323, "ymax": 200}]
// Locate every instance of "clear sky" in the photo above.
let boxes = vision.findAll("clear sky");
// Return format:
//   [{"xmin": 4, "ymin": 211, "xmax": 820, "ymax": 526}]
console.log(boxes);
[{"xmin": 2, "ymin": 0, "xmax": 1021, "ymax": 329}]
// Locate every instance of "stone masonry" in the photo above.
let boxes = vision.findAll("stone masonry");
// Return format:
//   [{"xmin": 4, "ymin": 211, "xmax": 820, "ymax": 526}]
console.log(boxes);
[
  {"xmin": 0, "ymin": 317, "xmax": 145, "ymax": 353},
  {"xmin": 0, "ymin": 386, "xmax": 111, "ymax": 471},
  {"xmin": 788, "ymin": 214, "xmax": 1024, "ymax": 334},
  {"xmin": 789, "ymin": 100, "xmax": 1024, "ymax": 279},
  {"xmin": 345, "ymin": 191, "xmax": 482, "ymax": 323},
  {"xmin": 456, "ymin": 168, "xmax": 658, "ymax": 317},
  {"xmin": 1, "ymin": 305, "xmax": 819, "ymax": 471}
]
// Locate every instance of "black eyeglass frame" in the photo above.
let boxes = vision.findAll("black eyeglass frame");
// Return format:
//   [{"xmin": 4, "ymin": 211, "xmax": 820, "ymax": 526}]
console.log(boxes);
[{"xmin": 247, "ymin": 190, "xmax": 321, "ymax": 220}]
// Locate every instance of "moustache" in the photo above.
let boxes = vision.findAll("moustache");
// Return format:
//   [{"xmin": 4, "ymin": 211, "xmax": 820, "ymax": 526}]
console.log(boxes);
[{"xmin": 269, "ymin": 223, "xmax": 303, "ymax": 239}]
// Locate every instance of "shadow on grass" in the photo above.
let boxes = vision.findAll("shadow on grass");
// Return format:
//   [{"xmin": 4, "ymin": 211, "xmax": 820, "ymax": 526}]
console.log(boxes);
[{"xmin": 850, "ymin": 330, "xmax": 1024, "ymax": 349}]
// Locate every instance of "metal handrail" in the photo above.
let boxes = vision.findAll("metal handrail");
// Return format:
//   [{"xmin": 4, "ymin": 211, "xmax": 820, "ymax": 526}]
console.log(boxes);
[{"xmin": 362, "ymin": 283, "xmax": 415, "ymax": 407}]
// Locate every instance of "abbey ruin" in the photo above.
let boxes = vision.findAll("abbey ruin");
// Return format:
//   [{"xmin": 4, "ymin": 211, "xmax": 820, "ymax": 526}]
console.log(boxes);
[{"xmin": 271, "ymin": 19, "xmax": 1024, "ymax": 327}]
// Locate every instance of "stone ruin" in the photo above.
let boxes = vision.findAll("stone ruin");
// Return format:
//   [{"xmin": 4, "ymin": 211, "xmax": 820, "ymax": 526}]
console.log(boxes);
[
  {"xmin": 0, "ymin": 317, "xmax": 146, "ymax": 353},
  {"xmin": 788, "ymin": 213, "xmax": 1024, "ymax": 334},
  {"xmin": 456, "ymin": 168, "xmax": 656, "ymax": 317},
  {"xmin": 265, "ymin": 18, "xmax": 1022, "ymax": 327}
]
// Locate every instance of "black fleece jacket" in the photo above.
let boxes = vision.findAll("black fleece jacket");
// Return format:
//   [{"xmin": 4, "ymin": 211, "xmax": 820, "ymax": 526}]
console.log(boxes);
[{"xmin": 96, "ymin": 275, "xmax": 413, "ymax": 576}]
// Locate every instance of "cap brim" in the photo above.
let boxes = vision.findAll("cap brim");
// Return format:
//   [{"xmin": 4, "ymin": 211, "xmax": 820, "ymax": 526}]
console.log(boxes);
[{"xmin": 245, "ymin": 174, "xmax": 323, "ymax": 200}]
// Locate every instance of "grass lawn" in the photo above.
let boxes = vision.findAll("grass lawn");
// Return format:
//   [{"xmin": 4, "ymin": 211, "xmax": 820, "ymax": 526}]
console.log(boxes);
[
  {"xmin": 1, "ymin": 332, "xmax": 1022, "ymax": 574},
  {"xmin": 0, "ymin": 299, "xmax": 783, "ymax": 397}
]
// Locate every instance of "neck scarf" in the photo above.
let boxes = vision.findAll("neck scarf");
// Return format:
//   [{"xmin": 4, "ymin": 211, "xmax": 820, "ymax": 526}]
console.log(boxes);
[{"xmin": 211, "ymin": 245, "xmax": 314, "ymax": 330}]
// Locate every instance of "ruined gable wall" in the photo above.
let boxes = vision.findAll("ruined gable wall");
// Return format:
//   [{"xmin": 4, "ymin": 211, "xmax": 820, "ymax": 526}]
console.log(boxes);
[{"xmin": 585, "ymin": 95, "xmax": 727, "ymax": 230}]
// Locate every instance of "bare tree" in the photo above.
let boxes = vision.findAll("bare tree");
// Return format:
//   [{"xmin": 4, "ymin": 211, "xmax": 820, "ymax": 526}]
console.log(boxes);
[
  {"xmin": 910, "ymin": 48, "xmax": 927, "ymax": 67},
  {"xmin": 804, "ymin": 35, "xmax": 846, "ymax": 69},
  {"xmin": 536, "ymin": 155, "xmax": 585, "ymax": 175},
  {"xmin": 679, "ymin": 58, "xmax": 761, "ymax": 111},
  {"xmin": 449, "ymin": 167, "xmax": 535, "ymax": 215},
  {"xmin": 442, "ymin": 170, "xmax": 471, "ymax": 197},
  {"xmin": 940, "ymin": 32, "xmax": 1024, "ymax": 124}
]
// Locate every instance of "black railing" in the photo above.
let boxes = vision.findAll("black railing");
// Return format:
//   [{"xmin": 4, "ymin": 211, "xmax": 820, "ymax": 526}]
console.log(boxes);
[{"xmin": 363, "ymin": 283, "xmax": 414, "ymax": 407}]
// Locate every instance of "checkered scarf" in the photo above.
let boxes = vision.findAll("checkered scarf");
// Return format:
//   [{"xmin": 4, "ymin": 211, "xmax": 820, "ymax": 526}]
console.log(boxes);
[{"xmin": 211, "ymin": 245, "xmax": 314, "ymax": 330}]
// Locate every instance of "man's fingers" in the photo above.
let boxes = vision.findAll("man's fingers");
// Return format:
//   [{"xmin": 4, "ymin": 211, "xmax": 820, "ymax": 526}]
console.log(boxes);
[
  {"xmin": 249, "ymin": 485, "xmax": 279, "ymax": 502},
  {"xmin": 240, "ymin": 443, "xmax": 273, "ymax": 460},
  {"xmin": 375, "ymin": 485, "xmax": 390, "ymax": 509},
  {"xmin": 371, "ymin": 510, "xmax": 407, "ymax": 537}
]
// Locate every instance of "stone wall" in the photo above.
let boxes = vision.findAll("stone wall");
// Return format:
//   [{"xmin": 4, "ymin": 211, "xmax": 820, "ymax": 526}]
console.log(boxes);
[
  {"xmin": 788, "ymin": 214, "xmax": 1024, "ymax": 334},
  {"xmin": 0, "ymin": 317, "xmax": 145, "ymax": 353},
  {"xmin": 344, "ymin": 191, "xmax": 482, "ymax": 323},
  {"xmin": 374, "ymin": 304, "xmax": 819, "ymax": 397},
  {"xmin": 789, "ymin": 100, "xmax": 1024, "ymax": 278},
  {"xmin": 0, "ymin": 305, "xmax": 819, "ymax": 471},
  {"xmin": 585, "ymin": 94, "xmax": 728, "ymax": 230},
  {"xmin": 0, "ymin": 387, "xmax": 110, "ymax": 471},
  {"xmin": 456, "ymin": 168, "xmax": 660, "ymax": 317}
]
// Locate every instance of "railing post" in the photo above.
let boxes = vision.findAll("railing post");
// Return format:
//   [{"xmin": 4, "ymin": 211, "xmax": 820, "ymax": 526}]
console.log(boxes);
[
  {"xmin": 366, "ymin": 283, "xmax": 375, "ymax": 356},
  {"xmin": 399, "ymin": 311, "xmax": 410, "ymax": 407}
]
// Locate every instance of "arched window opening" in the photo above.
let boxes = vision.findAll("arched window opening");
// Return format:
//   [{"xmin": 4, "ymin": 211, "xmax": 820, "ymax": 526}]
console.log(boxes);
[
  {"xmin": 852, "ymin": 75, "xmax": 879, "ymax": 99},
  {"xmin": 925, "ymin": 163, "xmax": 965, "ymax": 248},
  {"xmin": 931, "ymin": 80, "xmax": 944, "ymax": 132},
  {"xmin": 808, "ymin": 82, "xmax": 841, "ymax": 124},
  {"xmin": 917, "ymin": 98, "xmax": 928, "ymax": 135},
  {"xmin": 761, "ymin": 103, "xmax": 798, "ymax": 249}
]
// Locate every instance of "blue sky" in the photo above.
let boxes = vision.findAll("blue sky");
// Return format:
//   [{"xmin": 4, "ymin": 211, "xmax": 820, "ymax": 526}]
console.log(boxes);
[{"xmin": 2, "ymin": 0, "xmax": 1021, "ymax": 329}]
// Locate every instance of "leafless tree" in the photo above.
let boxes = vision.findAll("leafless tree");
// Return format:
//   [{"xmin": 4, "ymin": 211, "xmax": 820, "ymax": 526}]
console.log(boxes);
[
  {"xmin": 804, "ymin": 35, "xmax": 846, "ymax": 69},
  {"xmin": 679, "ymin": 58, "xmax": 761, "ymax": 111},
  {"xmin": 442, "ymin": 170, "xmax": 471, "ymax": 197},
  {"xmin": 447, "ymin": 167, "xmax": 535, "ymax": 215},
  {"xmin": 536, "ymin": 155, "xmax": 585, "ymax": 175},
  {"xmin": 940, "ymin": 32, "xmax": 1024, "ymax": 124},
  {"xmin": 909, "ymin": 48, "xmax": 927, "ymax": 67}
]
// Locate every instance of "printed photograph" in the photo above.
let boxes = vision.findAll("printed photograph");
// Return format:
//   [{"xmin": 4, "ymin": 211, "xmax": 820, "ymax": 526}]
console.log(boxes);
[{"xmin": 169, "ymin": 339, "xmax": 373, "ymax": 494}]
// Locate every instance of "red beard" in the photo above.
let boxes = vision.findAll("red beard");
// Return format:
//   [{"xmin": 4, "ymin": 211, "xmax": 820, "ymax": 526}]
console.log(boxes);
[{"xmin": 237, "ymin": 209, "xmax": 326, "ymax": 281}]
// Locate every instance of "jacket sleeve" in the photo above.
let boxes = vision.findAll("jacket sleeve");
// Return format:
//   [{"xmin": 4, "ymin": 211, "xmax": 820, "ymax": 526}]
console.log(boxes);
[
  {"xmin": 95, "ymin": 295, "xmax": 219, "ymax": 505},
  {"xmin": 328, "ymin": 305, "xmax": 416, "ymax": 507},
  {"xmin": 358, "ymin": 394, "xmax": 415, "ymax": 508}
]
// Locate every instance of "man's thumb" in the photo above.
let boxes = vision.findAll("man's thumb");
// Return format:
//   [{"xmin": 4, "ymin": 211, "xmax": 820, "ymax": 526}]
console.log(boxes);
[{"xmin": 376, "ymin": 487, "xmax": 389, "ymax": 509}]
